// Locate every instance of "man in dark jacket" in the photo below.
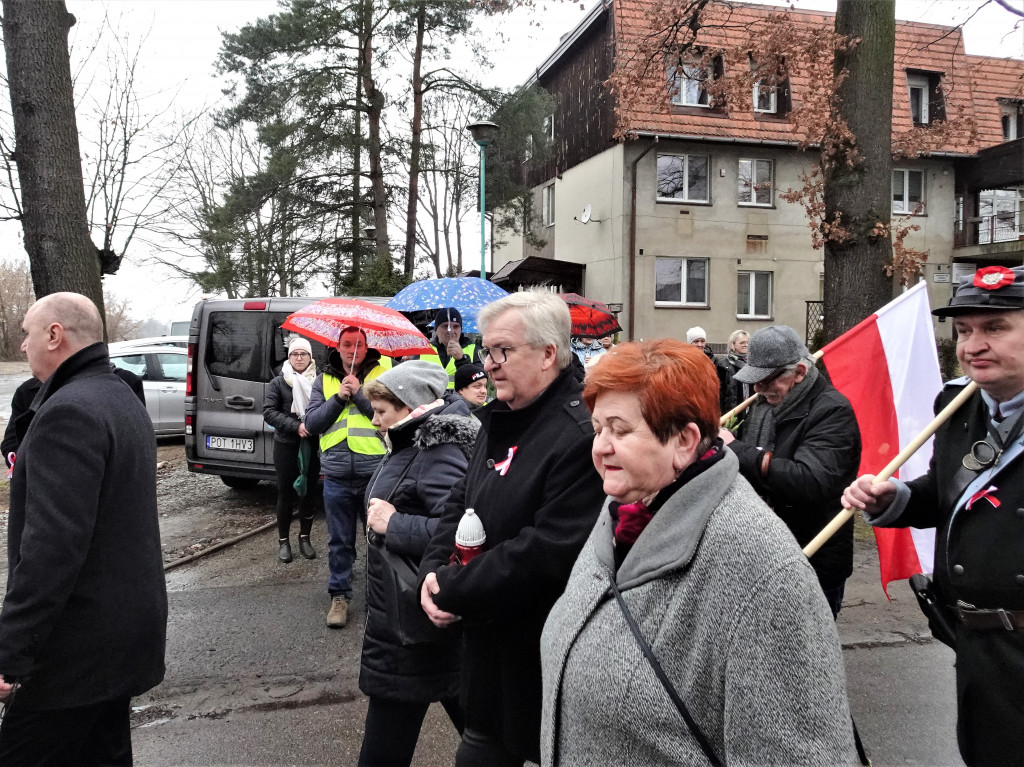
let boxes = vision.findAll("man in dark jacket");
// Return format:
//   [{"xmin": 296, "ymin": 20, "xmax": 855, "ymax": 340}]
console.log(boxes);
[
  {"xmin": 843, "ymin": 265, "xmax": 1024, "ymax": 766},
  {"xmin": 0, "ymin": 293, "xmax": 167, "ymax": 765},
  {"xmin": 304, "ymin": 327, "xmax": 392, "ymax": 628},
  {"xmin": 418, "ymin": 291, "xmax": 605, "ymax": 766},
  {"xmin": 410, "ymin": 307, "xmax": 477, "ymax": 389},
  {"xmin": 721, "ymin": 325, "xmax": 861, "ymax": 618},
  {"xmin": 3, "ymin": 363, "xmax": 145, "ymax": 467}
]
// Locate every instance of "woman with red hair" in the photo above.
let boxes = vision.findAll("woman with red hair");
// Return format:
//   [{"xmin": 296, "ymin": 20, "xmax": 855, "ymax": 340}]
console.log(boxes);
[{"xmin": 539, "ymin": 339, "xmax": 856, "ymax": 766}]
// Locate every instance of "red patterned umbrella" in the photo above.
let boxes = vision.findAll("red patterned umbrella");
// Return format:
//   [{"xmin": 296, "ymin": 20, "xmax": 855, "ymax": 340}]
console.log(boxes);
[
  {"xmin": 557, "ymin": 293, "xmax": 622, "ymax": 338},
  {"xmin": 281, "ymin": 298, "xmax": 433, "ymax": 357}
]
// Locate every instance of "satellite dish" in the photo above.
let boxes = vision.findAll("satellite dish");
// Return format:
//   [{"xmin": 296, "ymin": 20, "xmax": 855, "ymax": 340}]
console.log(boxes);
[{"xmin": 580, "ymin": 204, "xmax": 592, "ymax": 224}]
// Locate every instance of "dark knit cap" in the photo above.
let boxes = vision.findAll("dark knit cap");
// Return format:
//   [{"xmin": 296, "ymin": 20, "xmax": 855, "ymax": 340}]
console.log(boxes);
[{"xmin": 454, "ymin": 363, "xmax": 486, "ymax": 392}]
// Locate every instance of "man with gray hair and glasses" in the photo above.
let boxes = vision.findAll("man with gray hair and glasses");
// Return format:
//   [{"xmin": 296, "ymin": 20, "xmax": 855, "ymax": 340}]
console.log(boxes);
[
  {"xmin": 719, "ymin": 324, "xmax": 861, "ymax": 618},
  {"xmin": 418, "ymin": 290, "xmax": 604, "ymax": 766}
]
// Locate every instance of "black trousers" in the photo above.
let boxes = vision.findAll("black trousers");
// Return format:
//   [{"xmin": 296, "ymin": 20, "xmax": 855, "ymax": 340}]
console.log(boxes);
[
  {"xmin": 454, "ymin": 726, "xmax": 524, "ymax": 767},
  {"xmin": 273, "ymin": 439, "xmax": 322, "ymax": 539},
  {"xmin": 357, "ymin": 695, "xmax": 463, "ymax": 767},
  {"xmin": 0, "ymin": 696, "xmax": 132, "ymax": 766}
]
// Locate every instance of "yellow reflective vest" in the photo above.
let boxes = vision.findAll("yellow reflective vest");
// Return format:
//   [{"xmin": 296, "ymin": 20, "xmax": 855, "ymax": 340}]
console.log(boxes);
[
  {"xmin": 420, "ymin": 343, "xmax": 477, "ymax": 389},
  {"xmin": 319, "ymin": 358, "xmax": 392, "ymax": 455}
]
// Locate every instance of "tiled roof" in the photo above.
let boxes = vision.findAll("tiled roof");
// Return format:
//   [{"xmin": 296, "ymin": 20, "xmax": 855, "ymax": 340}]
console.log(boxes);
[
  {"xmin": 604, "ymin": 0, "xmax": 1016, "ymax": 154},
  {"xmin": 968, "ymin": 54, "xmax": 1024, "ymax": 149}
]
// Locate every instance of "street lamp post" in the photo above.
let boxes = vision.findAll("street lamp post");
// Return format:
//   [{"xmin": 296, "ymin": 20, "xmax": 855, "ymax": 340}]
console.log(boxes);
[{"xmin": 466, "ymin": 120, "xmax": 499, "ymax": 280}]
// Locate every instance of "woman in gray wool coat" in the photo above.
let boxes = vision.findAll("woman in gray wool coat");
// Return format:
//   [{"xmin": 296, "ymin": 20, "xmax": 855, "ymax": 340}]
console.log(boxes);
[
  {"xmin": 357, "ymin": 360, "xmax": 479, "ymax": 767},
  {"xmin": 540, "ymin": 340, "xmax": 857, "ymax": 766}
]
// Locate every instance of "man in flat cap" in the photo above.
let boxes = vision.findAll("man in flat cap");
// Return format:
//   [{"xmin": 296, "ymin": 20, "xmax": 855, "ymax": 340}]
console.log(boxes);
[
  {"xmin": 843, "ymin": 265, "xmax": 1024, "ymax": 766},
  {"xmin": 720, "ymin": 325, "xmax": 861, "ymax": 618}
]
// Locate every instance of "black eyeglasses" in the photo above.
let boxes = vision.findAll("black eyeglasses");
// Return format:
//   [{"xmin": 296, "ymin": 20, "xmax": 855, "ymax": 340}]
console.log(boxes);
[{"xmin": 479, "ymin": 345, "xmax": 522, "ymax": 364}]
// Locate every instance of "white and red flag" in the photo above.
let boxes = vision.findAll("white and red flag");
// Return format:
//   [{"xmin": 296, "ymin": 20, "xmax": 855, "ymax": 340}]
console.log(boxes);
[{"xmin": 818, "ymin": 281, "xmax": 942, "ymax": 595}]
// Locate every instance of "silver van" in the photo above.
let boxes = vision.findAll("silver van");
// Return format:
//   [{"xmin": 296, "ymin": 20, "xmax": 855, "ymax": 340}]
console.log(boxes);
[{"xmin": 184, "ymin": 296, "xmax": 386, "ymax": 488}]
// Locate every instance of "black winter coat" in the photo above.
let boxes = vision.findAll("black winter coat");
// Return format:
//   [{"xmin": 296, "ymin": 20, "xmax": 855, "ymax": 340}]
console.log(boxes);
[
  {"xmin": 873, "ymin": 381, "xmax": 1024, "ymax": 766},
  {"xmin": 0, "ymin": 343, "xmax": 167, "ymax": 710},
  {"xmin": 263, "ymin": 372, "xmax": 312, "ymax": 445},
  {"xmin": 730, "ymin": 375, "xmax": 861, "ymax": 586},
  {"xmin": 418, "ymin": 366, "xmax": 605, "ymax": 762},
  {"xmin": 359, "ymin": 396, "xmax": 479, "ymax": 702}
]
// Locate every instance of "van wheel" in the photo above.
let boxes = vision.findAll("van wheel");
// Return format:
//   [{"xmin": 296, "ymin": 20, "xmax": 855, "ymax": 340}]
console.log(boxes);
[{"xmin": 220, "ymin": 476, "xmax": 260, "ymax": 490}]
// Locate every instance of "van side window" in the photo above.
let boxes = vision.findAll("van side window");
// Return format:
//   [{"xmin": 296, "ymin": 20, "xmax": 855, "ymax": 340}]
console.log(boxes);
[
  {"xmin": 206, "ymin": 312, "xmax": 267, "ymax": 383},
  {"xmin": 272, "ymin": 313, "xmax": 330, "ymax": 375}
]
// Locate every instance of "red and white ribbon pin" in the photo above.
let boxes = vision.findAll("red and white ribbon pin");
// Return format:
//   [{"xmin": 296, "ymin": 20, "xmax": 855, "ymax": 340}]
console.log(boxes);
[
  {"xmin": 967, "ymin": 485, "xmax": 1000, "ymax": 510},
  {"xmin": 493, "ymin": 446, "xmax": 517, "ymax": 476}
]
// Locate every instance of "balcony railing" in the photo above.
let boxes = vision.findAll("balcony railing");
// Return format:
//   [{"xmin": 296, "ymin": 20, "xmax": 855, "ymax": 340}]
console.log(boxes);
[{"xmin": 954, "ymin": 210, "xmax": 1024, "ymax": 248}]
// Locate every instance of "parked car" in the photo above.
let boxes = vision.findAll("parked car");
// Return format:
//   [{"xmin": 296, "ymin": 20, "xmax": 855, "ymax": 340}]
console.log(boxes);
[
  {"xmin": 109, "ymin": 344, "xmax": 187, "ymax": 436},
  {"xmin": 184, "ymin": 297, "xmax": 387, "ymax": 489},
  {"xmin": 109, "ymin": 335, "xmax": 188, "ymax": 352}
]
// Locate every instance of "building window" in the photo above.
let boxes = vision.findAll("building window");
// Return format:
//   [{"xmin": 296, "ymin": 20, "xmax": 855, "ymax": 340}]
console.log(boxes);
[
  {"xmin": 542, "ymin": 183, "xmax": 555, "ymax": 226},
  {"xmin": 656, "ymin": 154, "xmax": 710, "ymax": 203},
  {"xmin": 542, "ymin": 113, "xmax": 554, "ymax": 142},
  {"xmin": 655, "ymin": 257, "xmax": 708, "ymax": 306},
  {"xmin": 753, "ymin": 82, "xmax": 777, "ymax": 114},
  {"xmin": 668, "ymin": 59, "xmax": 711, "ymax": 107},
  {"xmin": 738, "ymin": 159, "xmax": 773, "ymax": 206},
  {"xmin": 892, "ymin": 169, "xmax": 925, "ymax": 214},
  {"xmin": 906, "ymin": 71, "xmax": 945, "ymax": 126},
  {"xmin": 737, "ymin": 271, "xmax": 772, "ymax": 318},
  {"xmin": 1002, "ymin": 102, "xmax": 1023, "ymax": 142}
]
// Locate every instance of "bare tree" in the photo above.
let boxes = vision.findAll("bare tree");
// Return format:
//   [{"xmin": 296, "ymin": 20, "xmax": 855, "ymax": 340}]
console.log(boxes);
[
  {"xmin": 0, "ymin": 258, "xmax": 34, "ymax": 360},
  {"xmin": 103, "ymin": 289, "xmax": 141, "ymax": 342}
]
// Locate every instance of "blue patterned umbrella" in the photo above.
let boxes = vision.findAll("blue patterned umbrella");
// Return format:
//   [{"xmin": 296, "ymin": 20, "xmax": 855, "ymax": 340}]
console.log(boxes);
[{"xmin": 387, "ymin": 277, "xmax": 509, "ymax": 333}]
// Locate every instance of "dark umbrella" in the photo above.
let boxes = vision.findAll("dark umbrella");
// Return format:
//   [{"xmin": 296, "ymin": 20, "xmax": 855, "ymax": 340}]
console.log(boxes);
[{"xmin": 557, "ymin": 293, "xmax": 622, "ymax": 338}]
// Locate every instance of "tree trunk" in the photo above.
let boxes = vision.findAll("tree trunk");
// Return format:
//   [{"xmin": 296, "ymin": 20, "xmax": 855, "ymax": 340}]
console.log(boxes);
[
  {"xmin": 2, "ymin": 1, "xmax": 103, "ymax": 313},
  {"xmin": 823, "ymin": 0, "xmax": 895, "ymax": 342},
  {"xmin": 404, "ymin": 2, "xmax": 426, "ymax": 279},
  {"xmin": 360, "ymin": 0, "xmax": 390, "ymax": 270}
]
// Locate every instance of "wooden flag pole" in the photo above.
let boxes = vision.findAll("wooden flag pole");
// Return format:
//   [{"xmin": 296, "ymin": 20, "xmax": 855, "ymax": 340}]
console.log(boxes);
[
  {"xmin": 719, "ymin": 350, "xmax": 825, "ymax": 426},
  {"xmin": 802, "ymin": 379, "xmax": 979, "ymax": 558}
]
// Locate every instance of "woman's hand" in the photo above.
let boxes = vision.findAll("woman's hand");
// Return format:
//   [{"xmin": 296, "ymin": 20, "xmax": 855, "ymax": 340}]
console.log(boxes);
[
  {"xmin": 0, "ymin": 674, "xmax": 17, "ymax": 702},
  {"xmin": 420, "ymin": 572, "xmax": 461, "ymax": 628},
  {"xmin": 298, "ymin": 423, "xmax": 309, "ymax": 438},
  {"xmin": 366, "ymin": 497, "xmax": 396, "ymax": 534}
]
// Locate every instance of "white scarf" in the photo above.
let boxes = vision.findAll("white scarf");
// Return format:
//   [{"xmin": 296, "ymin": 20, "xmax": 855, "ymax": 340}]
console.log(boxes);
[{"xmin": 283, "ymin": 359, "xmax": 317, "ymax": 418}]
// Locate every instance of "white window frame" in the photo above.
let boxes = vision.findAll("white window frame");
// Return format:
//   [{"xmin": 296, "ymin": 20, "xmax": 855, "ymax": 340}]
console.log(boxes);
[
  {"xmin": 907, "ymin": 74, "xmax": 930, "ymax": 125},
  {"xmin": 541, "ymin": 183, "xmax": 555, "ymax": 227},
  {"xmin": 656, "ymin": 153, "xmax": 710, "ymax": 204},
  {"xmin": 892, "ymin": 169, "xmax": 926, "ymax": 215},
  {"xmin": 737, "ymin": 271, "xmax": 773, "ymax": 319},
  {"xmin": 669, "ymin": 60, "xmax": 710, "ymax": 108},
  {"xmin": 654, "ymin": 257, "xmax": 709, "ymax": 307},
  {"xmin": 738, "ymin": 158, "xmax": 774, "ymax": 207},
  {"xmin": 753, "ymin": 81, "xmax": 777, "ymax": 114}
]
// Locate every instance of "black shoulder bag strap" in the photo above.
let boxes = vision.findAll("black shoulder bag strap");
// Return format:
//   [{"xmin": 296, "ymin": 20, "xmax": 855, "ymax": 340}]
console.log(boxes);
[{"xmin": 607, "ymin": 574, "xmax": 723, "ymax": 767}]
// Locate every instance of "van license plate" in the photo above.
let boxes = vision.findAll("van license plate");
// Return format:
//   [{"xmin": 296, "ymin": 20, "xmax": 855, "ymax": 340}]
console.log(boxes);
[{"xmin": 206, "ymin": 436, "xmax": 254, "ymax": 452}]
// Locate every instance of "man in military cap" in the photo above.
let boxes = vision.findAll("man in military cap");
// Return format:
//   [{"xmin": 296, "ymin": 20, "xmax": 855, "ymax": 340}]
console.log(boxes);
[{"xmin": 843, "ymin": 265, "xmax": 1024, "ymax": 766}]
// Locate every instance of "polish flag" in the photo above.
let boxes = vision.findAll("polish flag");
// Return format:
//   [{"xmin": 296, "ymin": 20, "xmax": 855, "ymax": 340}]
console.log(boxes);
[{"xmin": 819, "ymin": 281, "xmax": 942, "ymax": 595}]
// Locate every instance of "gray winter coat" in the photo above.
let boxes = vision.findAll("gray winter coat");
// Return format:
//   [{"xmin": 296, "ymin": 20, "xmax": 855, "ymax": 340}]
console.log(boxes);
[{"xmin": 541, "ymin": 450, "xmax": 856, "ymax": 767}]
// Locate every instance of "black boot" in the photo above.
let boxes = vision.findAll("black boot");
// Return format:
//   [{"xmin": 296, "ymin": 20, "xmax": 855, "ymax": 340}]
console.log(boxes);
[
  {"xmin": 298, "ymin": 535, "xmax": 316, "ymax": 559},
  {"xmin": 278, "ymin": 538, "xmax": 293, "ymax": 563}
]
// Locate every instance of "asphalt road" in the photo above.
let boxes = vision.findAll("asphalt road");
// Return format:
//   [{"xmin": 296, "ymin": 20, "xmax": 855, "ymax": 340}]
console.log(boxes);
[{"xmin": 129, "ymin": 516, "xmax": 965, "ymax": 767}]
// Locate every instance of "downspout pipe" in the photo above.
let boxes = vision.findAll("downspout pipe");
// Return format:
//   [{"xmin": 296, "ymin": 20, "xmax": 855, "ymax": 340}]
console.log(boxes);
[{"xmin": 628, "ymin": 136, "xmax": 657, "ymax": 340}]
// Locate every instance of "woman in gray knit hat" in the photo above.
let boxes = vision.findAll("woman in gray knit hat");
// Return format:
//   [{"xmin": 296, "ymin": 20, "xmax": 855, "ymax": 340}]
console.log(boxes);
[{"xmin": 357, "ymin": 360, "xmax": 480, "ymax": 767}]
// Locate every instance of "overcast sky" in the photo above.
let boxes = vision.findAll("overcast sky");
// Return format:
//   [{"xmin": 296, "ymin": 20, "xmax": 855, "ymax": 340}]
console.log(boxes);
[{"xmin": 5, "ymin": 0, "xmax": 1020, "ymax": 327}]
